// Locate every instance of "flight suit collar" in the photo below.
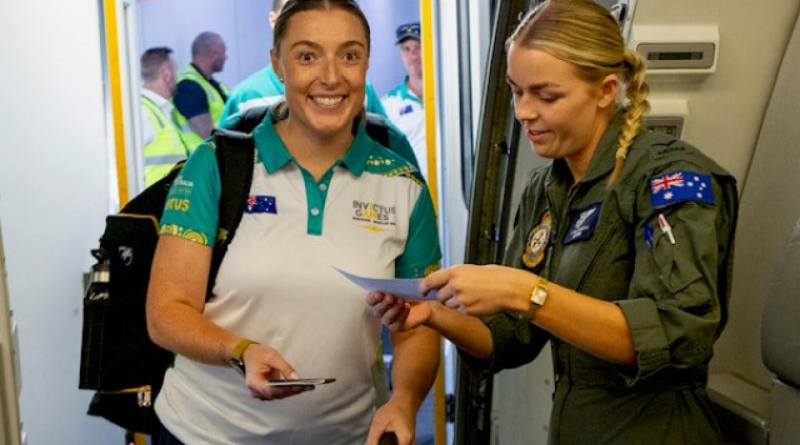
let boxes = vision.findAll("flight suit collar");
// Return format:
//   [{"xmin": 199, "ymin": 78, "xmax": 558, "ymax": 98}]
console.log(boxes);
[{"xmin": 547, "ymin": 109, "xmax": 627, "ymax": 187}]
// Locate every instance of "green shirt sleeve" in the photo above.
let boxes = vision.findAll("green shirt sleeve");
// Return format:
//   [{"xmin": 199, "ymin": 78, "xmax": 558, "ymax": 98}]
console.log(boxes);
[
  {"xmin": 394, "ymin": 183, "xmax": 441, "ymax": 278},
  {"xmin": 159, "ymin": 143, "xmax": 222, "ymax": 246},
  {"xmin": 616, "ymin": 160, "xmax": 738, "ymax": 386}
]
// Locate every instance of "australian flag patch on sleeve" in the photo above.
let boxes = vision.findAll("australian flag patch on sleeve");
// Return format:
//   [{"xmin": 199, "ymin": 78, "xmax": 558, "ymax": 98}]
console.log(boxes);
[{"xmin": 650, "ymin": 171, "xmax": 715, "ymax": 208}]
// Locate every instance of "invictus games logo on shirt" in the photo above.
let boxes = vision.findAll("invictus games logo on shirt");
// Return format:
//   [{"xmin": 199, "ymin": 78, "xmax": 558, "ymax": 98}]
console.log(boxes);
[{"xmin": 353, "ymin": 200, "xmax": 396, "ymax": 231}]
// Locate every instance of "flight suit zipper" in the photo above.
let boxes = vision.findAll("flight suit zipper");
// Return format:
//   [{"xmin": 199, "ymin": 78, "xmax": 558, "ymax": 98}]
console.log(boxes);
[{"xmin": 546, "ymin": 181, "xmax": 581, "ymax": 441}]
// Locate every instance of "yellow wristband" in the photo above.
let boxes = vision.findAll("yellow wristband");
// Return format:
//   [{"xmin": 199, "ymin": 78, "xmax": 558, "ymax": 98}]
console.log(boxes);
[{"xmin": 230, "ymin": 338, "xmax": 257, "ymax": 363}]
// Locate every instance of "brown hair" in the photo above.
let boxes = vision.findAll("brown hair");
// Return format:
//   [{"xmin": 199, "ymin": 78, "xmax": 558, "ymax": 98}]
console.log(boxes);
[
  {"xmin": 509, "ymin": 0, "xmax": 650, "ymax": 185},
  {"xmin": 272, "ymin": 0, "xmax": 371, "ymax": 56}
]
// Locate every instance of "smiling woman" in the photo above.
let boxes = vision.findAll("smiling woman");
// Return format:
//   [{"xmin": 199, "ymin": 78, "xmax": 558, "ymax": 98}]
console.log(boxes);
[
  {"xmin": 145, "ymin": 1, "xmax": 441, "ymax": 444},
  {"xmin": 270, "ymin": 6, "xmax": 370, "ymax": 179}
]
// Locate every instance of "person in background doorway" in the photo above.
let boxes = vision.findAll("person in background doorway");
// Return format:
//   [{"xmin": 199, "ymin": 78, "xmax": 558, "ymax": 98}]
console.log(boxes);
[
  {"xmin": 369, "ymin": 1, "xmax": 739, "ymax": 444},
  {"xmin": 172, "ymin": 31, "xmax": 229, "ymax": 151},
  {"xmin": 139, "ymin": 47, "xmax": 189, "ymax": 187},
  {"xmin": 381, "ymin": 22, "xmax": 427, "ymax": 179},
  {"xmin": 146, "ymin": 1, "xmax": 441, "ymax": 444}
]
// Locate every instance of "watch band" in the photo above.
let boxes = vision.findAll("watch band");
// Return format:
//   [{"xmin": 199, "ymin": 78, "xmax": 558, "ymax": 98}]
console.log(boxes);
[{"xmin": 229, "ymin": 338, "xmax": 257, "ymax": 375}]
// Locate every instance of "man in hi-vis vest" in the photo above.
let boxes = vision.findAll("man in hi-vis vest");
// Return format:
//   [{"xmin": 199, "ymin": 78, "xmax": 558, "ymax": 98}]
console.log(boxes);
[
  {"xmin": 172, "ymin": 32, "xmax": 229, "ymax": 151},
  {"xmin": 140, "ymin": 47, "xmax": 189, "ymax": 187}
]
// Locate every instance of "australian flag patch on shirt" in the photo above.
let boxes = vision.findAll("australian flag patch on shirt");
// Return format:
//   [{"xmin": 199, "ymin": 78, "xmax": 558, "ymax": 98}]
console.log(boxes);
[
  {"xmin": 650, "ymin": 171, "xmax": 715, "ymax": 209},
  {"xmin": 245, "ymin": 195, "xmax": 277, "ymax": 214}
]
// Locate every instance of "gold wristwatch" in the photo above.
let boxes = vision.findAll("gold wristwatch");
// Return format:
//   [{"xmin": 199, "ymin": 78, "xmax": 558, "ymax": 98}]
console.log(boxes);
[
  {"xmin": 520, "ymin": 278, "xmax": 549, "ymax": 321},
  {"xmin": 228, "ymin": 338, "xmax": 257, "ymax": 375}
]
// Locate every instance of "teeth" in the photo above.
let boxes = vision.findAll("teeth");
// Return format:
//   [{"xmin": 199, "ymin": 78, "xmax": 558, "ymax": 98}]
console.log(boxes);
[{"xmin": 313, "ymin": 96, "xmax": 344, "ymax": 106}]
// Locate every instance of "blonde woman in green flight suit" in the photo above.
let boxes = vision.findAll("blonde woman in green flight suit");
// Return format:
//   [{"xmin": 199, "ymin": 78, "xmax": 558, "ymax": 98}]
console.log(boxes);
[{"xmin": 368, "ymin": 1, "xmax": 739, "ymax": 444}]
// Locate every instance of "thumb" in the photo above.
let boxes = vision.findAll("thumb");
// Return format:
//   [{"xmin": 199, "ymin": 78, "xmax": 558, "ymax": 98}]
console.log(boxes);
[
  {"xmin": 366, "ymin": 420, "xmax": 389, "ymax": 445},
  {"xmin": 268, "ymin": 352, "xmax": 299, "ymax": 380}
]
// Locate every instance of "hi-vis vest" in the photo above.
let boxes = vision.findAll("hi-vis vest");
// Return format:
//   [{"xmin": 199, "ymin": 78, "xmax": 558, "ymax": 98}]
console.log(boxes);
[
  {"xmin": 172, "ymin": 65, "xmax": 230, "ymax": 150},
  {"xmin": 142, "ymin": 96, "xmax": 189, "ymax": 187}
]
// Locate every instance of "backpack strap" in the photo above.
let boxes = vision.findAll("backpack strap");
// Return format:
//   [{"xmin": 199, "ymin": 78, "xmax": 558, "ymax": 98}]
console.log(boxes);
[
  {"xmin": 364, "ymin": 112, "xmax": 391, "ymax": 148},
  {"xmin": 207, "ymin": 129, "xmax": 256, "ymax": 299},
  {"xmin": 234, "ymin": 105, "xmax": 272, "ymax": 134}
]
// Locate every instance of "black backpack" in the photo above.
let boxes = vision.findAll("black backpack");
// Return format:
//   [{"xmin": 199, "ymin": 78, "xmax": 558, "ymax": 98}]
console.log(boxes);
[
  {"xmin": 78, "ymin": 106, "xmax": 395, "ymax": 434},
  {"xmin": 79, "ymin": 129, "xmax": 255, "ymax": 434}
]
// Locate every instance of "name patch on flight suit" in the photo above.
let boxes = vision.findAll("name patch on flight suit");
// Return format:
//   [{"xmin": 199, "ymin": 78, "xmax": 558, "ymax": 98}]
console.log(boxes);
[
  {"xmin": 650, "ymin": 170, "xmax": 715, "ymax": 208},
  {"xmin": 522, "ymin": 212, "xmax": 552, "ymax": 269},
  {"xmin": 245, "ymin": 195, "xmax": 277, "ymax": 214},
  {"xmin": 563, "ymin": 203, "xmax": 602, "ymax": 244}
]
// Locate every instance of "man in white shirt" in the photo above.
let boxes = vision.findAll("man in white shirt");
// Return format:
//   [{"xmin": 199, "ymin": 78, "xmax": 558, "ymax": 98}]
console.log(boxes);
[
  {"xmin": 139, "ymin": 47, "xmax": 189, "ymax": 186},
  {"xmin": 381, "ymin": 23, "xmax": 427, "ymax": 179}
]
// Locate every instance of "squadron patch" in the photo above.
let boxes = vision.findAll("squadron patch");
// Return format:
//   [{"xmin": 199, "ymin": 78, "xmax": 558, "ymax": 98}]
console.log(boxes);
[
  {"xmin": 563, "ymin": 203, "xmax": 602, "ymax": 244},
  {"xmin": 522, "ymin": 212, "xmax": 552, "ymax": 269}
]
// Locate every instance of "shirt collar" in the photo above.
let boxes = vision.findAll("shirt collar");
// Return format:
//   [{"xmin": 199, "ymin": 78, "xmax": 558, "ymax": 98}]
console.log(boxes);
[
  {"xmin": 548, "ymin": 109, "xmax": 627, "ymax": 186},
  {"xmin": 141, "ymin": 88, "xmax": 169, "ymax": 107},
  {"xmin": 189, "ymin": 63, "xmax": 210, "ymax": 80},
  {"xmin": 252, "ymin": 109, "xmax": 373, "ymax": 177},
  {"xmin": 399, "ymin": 77, "xmax": 422, "ymax": 104}
]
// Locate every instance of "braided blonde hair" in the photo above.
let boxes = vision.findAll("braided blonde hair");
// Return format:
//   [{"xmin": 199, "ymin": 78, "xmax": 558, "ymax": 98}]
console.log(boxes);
[{"xmin": 509, "ymin": 0, "xmax": 650, "ymax": 185}]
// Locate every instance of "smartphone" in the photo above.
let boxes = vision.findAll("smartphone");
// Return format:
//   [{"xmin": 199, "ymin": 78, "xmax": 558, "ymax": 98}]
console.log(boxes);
[{"xmin": 266, "ymin": 378, "xmax": 336, "ymax": 387}]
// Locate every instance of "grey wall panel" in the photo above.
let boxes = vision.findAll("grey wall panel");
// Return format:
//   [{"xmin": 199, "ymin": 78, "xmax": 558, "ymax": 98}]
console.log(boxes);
[{"xmin": 711, "ymin": 13, "xmax": 800, "ymax": 389}]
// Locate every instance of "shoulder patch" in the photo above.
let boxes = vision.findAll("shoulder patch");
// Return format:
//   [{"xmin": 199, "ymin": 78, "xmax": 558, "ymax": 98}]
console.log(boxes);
[
  {"xmin": 365, "ymin": 152, "xmax": 418, "ymax": 178},
  {"xmin": 650, "ymin": 170, "xmax": 715, "ymax": 208}
]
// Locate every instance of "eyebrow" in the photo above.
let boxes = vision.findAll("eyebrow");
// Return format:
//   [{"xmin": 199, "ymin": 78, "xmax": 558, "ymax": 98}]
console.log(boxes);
[
  {"xmin": 290, "ymin": 40, "xmax": 367, "ymax": 51},
  {"xmin": 506, "ymin": 76, "xmax": 560, "ymax": 91}
]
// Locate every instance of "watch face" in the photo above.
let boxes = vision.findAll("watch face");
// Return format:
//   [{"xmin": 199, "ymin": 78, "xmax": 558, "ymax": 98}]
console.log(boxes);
[
  {"xmin": 229, "ymin": 359, "xmax": 245, "ymax": 376},
  {"xmin": 532, "ymin": 286, "xmax": 548, "ymax": 305}
]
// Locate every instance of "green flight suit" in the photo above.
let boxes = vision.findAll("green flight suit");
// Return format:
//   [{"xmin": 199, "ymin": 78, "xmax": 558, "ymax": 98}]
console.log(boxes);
[{"xmin": 463, "ymin": 111, "xmax": 739, "ymax": 445}]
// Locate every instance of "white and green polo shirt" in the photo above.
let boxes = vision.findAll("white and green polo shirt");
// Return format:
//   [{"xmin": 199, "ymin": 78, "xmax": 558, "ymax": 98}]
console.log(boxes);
[
  {"xmin": 154, "ymin": 112, "xmax": 441, "ymax": 445},
  {"xmin": 381, "ymin": 79, "xmax": 426, "ymax": 179}
]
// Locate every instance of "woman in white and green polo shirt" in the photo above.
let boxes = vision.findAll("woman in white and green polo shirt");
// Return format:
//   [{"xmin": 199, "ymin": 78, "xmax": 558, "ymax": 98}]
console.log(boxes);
[{"xmin": 146, "ymin": 1, "xmax": 441, "ymax": 444}]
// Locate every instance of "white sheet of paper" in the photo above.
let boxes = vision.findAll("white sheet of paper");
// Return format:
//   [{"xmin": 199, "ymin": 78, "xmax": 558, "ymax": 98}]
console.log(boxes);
[{"xmin": 336, "ymin": 268, "xmax": 437, "ymax": 301}]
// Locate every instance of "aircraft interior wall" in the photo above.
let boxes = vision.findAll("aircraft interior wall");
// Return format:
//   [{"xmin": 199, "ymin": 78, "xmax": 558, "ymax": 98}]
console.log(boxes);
[
  {"xmin": 711, "ymin": 3, "xmax": 800, "ymax": 389},
  {"xmin": 0, "ymin": 1, "xmax": 124, "ymax": 443}
]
